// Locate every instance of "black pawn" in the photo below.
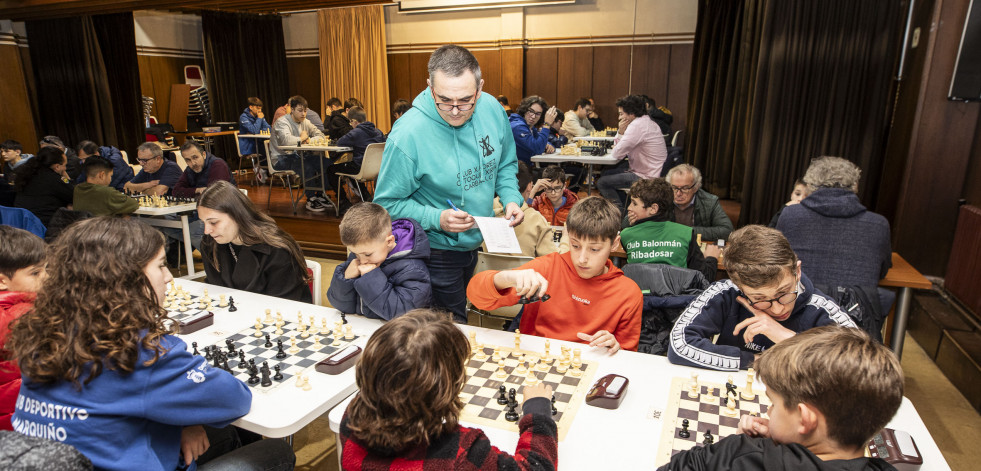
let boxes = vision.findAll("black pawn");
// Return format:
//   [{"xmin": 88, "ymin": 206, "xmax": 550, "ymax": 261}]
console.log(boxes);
[
  {"xmin": 275, "ymin": 340, "xmax": 287, "ymax": 359},
  {"xmin": 679, "ymin": 419, "xmax": 690, "ymax": 439},
  {"xmin": 264, "ymin": 334, "xmax": 272, "ymax": 348},
  {"xmin": 703, "ymin": 430, "xmax": 714, "ymax": 445},
  {"xmin": 341, "ymin": 312, "xmax": 348, "ymax": 324},
  {"xmin": 225, "ymin": 339, "xmax": 236, "ymax": 355},
  {"xmin": 192, "ymin": 342, "xmax": 199, "ymax": 356},
  {"xmin": 504, "ymin": 402, "xmax": 520, "ymax": 422},
  {"xmin": 212, "ymin": 350, "xmax": 222, "ymax": 368},
  {"xmin": 204, "ymin": 345, "xmax": 213, "ymax": 361},
  {"xmin": 551, "ymin": 395, "xmax": 557, "ymax": 416},
  {"xmin": 228, "ymin": 296, "xmax": 237, "ymax": 312},
  {"xmin": 508, "ymin": 388, "xmax": 517, "ymax": 405},
  {"xmin": 238, "ymin": 351, "xmax": 248, "ymax": 369},
  {"xmin": 247, "ymin": 365, "xmax": 260, "ymax": 385},
  {"xmin": 497, "ymin": 385, "xmax": 508, "ymax": 405},
  {"xmin": 221, "ymin": 356, "xmax": 231, "ymax": 373},
  {"xmin": 260, "ymin": 363, "xmax": 272, "ymax": 387},
  {"xmin": 273, "ymin": 365, "xmax": 283, "ymax": 381}
]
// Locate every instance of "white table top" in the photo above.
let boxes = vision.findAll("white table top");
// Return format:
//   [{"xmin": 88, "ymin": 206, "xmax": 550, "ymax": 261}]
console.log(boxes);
[
  {"xmin": 531, "ymin": 152, "xmax": 617, "ymax": 165},
  {"xmin": 238, "ymin": 134, "xmax": 271, "ymax": 139},
  {"xmin": 327, "ymin": 325, "xmax": 951, "ymax": 470},
  {"xmin": 133, "ymin": 202, "xmax": 197, "ymax": 216},
  {"xmin": 278, "ymin": 145, "xmax": 353, "ymax": 153},
  {"xmin": 173, "ymin": 280, "xmax": 386, "ymax": 438},
  {"xmin": 572, "ymin": 135, "xmax": 616, "ymax": 142}
]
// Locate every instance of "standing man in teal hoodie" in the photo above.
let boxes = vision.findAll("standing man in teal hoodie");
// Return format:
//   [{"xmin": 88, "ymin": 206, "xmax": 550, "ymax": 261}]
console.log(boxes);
[{"xmin": 374, "ymin": 45, "xmax": 525, "ymax": 323}]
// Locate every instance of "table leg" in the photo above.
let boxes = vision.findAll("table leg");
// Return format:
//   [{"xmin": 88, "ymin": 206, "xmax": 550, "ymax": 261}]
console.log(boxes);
[
  {"xmin": 181, "ymin": 214, "xmax": 195, "ymax": 277},
  {"xmin": 889, "ymin": 287, "xmax": 913, "ymax": 359},
  {"xmin": 586, "ymin": 164, "xmax": 595, "ymax": 195},
  {"xmin": 294, "ymin": 153, "xmax": 307, "ymax": 214}
]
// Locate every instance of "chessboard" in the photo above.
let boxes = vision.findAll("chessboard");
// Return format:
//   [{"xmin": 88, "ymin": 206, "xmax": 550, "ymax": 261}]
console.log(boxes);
[
  {"xmin": 655, "ymin": 374, "xmax": 771, "ymax": 466},
  {"xmin": 197, "ymin": 313, "xmax": 360, "ymax": 393},
  {"xmin": 460, "ymin": 333, "xmax": 597, "ymax": 441},
  {"xmin": 163, "ymin": 284, "xmax": 230, "ymax": 334},
  {"xmin": 132, "ymin": 194, "xmax": 196, "ymax": 208}
]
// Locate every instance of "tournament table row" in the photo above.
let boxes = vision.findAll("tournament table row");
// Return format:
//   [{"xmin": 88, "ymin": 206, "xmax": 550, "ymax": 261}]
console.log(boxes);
[{"xmin": 172, "ymin": 280, "xmax": 948, "ymax": 469}]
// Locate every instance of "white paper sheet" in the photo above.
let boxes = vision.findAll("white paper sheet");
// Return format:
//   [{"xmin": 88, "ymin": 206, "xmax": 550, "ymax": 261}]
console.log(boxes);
[{"xmin": 473, "ymin": 216, "xmax": 522, "ymax": 253}]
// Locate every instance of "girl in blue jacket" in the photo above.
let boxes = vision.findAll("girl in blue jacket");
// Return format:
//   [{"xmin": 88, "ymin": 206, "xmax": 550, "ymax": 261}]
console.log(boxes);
[{"xmin": 7, "ymin": 217, "xmax": 294, "ymax": 471}]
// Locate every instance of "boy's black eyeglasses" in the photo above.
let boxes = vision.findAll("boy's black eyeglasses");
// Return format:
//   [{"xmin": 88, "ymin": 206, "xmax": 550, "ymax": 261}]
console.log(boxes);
[{"xmin": 741, "ymin": 275, "xmax": 800, "ymax": 310}]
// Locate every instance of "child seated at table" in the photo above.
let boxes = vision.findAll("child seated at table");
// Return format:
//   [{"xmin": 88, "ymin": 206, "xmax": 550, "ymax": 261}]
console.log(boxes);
[
  {"xmin": 768, "ymin": 178, "xmax": 810, "ymax": 228},
  {"xmin": 340, "ymin": 309, "xmax": 557, "ymax": 469},
  {"xmin": 657, "ymin": 325, "xmax": 903, "ymax": 470},
  {"xmin": 667, "ymin": 225, "xmax": 857, "ymax": 371},
  {"xmin": 198, "ymin": 181, "xmax": 312, "ymax": 303},
  {"xmin": 326, "ymin": 202, "xmax": 431, "ymax": 320},
  {"xmin": 468, "ymin": 196, "xmax": 643, "ymax": 352},
  {"xmin": 72, "ymin": 156, "xmax": 139, "ymax": 217},
  {"xmin": 620, "ymin": 178, "xmax": 718, "ymax": 280},
  {"xmin": 0, "ymin": 226, "xmax": 46, "ymax": 431},
  {"xmin": 531, "ymin": 165, "xmax": 578, "ymax": 226},
  {"xmin": 7, "ymin": 217, "xmax": 295, "ymax": 470}
]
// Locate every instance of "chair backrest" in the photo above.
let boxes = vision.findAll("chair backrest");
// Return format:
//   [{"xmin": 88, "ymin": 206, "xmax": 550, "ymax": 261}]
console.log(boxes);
[
  {"xmin": 265, "ymin": 141, "xmax": 277, "ymax": 174},
  {"xmin": 149, "ymin": 115, "xmax": 158, "ymax": 125},
  {"xmin": 357, "ymin": 142, "xmax": 384, "ymax": 181},
  {"xmin": 120, "ymin": 150, "xmax": 128, "ymax": 163},
  {"xmin": 184, "ymin": 65, "xmax": 204, "ymax": 88},
  {"xmin": 671, "ymin": 130, "xmax": 683, "ymax": 147},
  {"xmin": 173, "ymin": 150, "xmax": 187, "ymax": 171},
  {"xmin": 233, "ymin": 130, "xmax": 244, "ymax": 157},
  {"xmin": 305, "ymin": 259, "xmax": 322, "ymax": 306},
  {"xmin": 130, "ymin": 163, "xmax": 143, "ymax": 174}
]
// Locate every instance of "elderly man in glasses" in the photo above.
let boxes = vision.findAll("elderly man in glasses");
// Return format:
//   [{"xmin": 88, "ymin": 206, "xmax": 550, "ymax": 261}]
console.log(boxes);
[
  {"xmin": 374, "ymin": 44, "xmax": 525, "ymax": 324},
  {"xmin": 124, "ymin": 142, "xmax": 183, "ymax": 196},
  {"xmin": 667, "ymin": 225, "xmax": 857, "ymax": 371},
  {"xmin": 665, "ymin": 164, "xmax": 734, "ymax": 242}
]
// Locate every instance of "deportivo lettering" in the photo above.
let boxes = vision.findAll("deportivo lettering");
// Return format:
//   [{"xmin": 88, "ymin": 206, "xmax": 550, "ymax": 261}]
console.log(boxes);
[{"xmin": 571, "ymin": 294, "xmax": 591, "ymax": 305}]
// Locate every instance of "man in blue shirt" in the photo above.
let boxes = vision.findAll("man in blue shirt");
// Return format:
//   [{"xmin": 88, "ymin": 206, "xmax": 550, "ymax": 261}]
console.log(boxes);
[
  {"xmin": 124, "ymin": 142, "xmax": 183, "ymax": 196},
  {"xmin": 75, "ymin": 140, "xmax": 134, "ymax": 192},
  {"xmin": 238, "ymin": 96, "xmax": 270, "ymax": 156}
]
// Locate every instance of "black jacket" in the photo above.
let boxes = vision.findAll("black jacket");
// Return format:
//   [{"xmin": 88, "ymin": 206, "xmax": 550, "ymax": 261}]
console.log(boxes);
[
  {"xmin": 327, "ymin": 109, "xmax": 353, "ymax": 140},
  {"xmin": 14, "ymin": 168, "xmax": 73, "ymax": 226},
  {"xmin": 203, "ymin": 242, "xmax": 313, "ymax": 303},
  {"xmin": 658, "ymin": 434, "xmax": 897, "ymax": 471}
]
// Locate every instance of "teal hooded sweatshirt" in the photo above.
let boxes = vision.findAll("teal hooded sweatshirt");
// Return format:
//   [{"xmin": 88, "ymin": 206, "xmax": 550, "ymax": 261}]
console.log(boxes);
[{"xmin": 375, "ymin": 88, "xmax": 524, "ymax": 251}]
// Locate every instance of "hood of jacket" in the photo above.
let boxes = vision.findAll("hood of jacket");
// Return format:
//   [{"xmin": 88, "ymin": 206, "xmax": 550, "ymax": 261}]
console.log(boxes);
[
  {"xmin": 385, "ymin": 217, "xmax": 431, "ymax": 264},
  {"xmin": 800, "ymin": 188, "xmax": 867, "ymax": 218}
]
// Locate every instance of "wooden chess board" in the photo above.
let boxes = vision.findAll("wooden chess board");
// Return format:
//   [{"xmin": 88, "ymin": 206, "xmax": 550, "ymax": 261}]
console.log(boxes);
[
  {"xmin": 460, "ymin": 344, "xmax": 597, "ymax": 441},
  {"xmin": 655, "ymin": 376, "xmax": 771, "ymax": 466},
  {"xmin": 199, "ymin": 319, "xmax": 361, "ymax": 393},
  {"xmin": 164, "ymin": 293, "xmax": 226, "ymax": 326}
]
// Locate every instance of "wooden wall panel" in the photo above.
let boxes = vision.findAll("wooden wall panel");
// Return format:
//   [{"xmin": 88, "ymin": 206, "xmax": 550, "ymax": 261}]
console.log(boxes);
[
  {"xmin": 472, "ymin": 49, "xmax": 502, "ymax": 98},
  {"xmin": 387, "ymin": 53, "xmax": 412, "ymax": 104},
  {"xmin": 0, "ymin": 45, "xmax": 39, "ymax": 153},
  {"xmin": 555, "ymin": 47, "xmax": 593, "ymax": 113},
  {"xmin": 666, "ymin": 43, "xmax": 693, "ymax": 135},
  {"xmin": 524, "ymin": 48, "xmax": 558, "ymax": 106},
  {"xmin": 286, "ymin": 56, "xmax": 321, "ymax": 114},
  {"xmin": 630, "ymin": 45, "xmax": 671, "ymax": 109},
  {"xmin": 501, "ymin": 48, "xmax": 523, "ymax": 106},
  {"xmin": 590, "ymin": 45, "xmax": 631, "ymax": 128},
  {"xmin": 407, "ymin": 52, "xmax": 430, "ymax": 99},
  {"xmin": 137, "ymin": 55, "xmax": 205, "ymax": 128}
]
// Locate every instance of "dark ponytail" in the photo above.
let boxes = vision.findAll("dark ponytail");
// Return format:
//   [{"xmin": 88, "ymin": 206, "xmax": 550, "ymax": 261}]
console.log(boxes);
[{"xmin": 13, "ymin": 147, "xmax": 65, "ymax": 191}]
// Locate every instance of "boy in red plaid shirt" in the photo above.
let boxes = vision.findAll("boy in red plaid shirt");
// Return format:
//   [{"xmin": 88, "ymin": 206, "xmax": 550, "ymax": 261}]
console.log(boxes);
[{"xmin": 340, "ymin": 309, "xmax": 558, "ymax": 470}]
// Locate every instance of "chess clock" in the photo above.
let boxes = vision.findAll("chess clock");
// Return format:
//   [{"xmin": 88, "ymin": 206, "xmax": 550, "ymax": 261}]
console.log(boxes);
[
  {"xmin": 585, "ymin": 374, "xmax": 629, "ymax": 409},
  {"xmin": 866, "ymin": 428, "xmax": 922, "ymax": 470}
]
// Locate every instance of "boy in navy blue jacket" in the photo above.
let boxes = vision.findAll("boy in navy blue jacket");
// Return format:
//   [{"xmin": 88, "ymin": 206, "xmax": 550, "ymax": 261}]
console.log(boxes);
[
  {"xmin": 327, "ymin": 202, "xmax": 431, "ymax": 320},
  {"xmin": 668, "ymin": 225, "xmax": 856, "ymax": 371},
  {"xmin": 328, "ymin": 106, "xmax": 385, "ymax": 207}
]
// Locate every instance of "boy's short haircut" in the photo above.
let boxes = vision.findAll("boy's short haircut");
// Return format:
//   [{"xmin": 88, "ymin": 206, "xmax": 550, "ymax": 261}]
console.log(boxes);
[
  {"xmin": 392, "ymin": 99, "xmax": 411, "ymax": 116},
  {"xmin": 247, "ymin": 97, "xmax": 262, "ymax": 107},
  {"xmin": 347, "ymin": 106, "xmax": 367, "ymax": 124},
  {"xmin": 756, "ymin": 325, "xmax": 903, "ymax": 448},
  {"xmin": 0, "ymin": 226, "xmax": 46, "ymax": 279},
  {"xmin": 344, "ymin": 98, "xmax": 363, "ymax": 110},
  {"xmin": 574, "ymin": 98, "xmax": 591, "ymax": 111},
  {"xmin": 723, "ymin": 225, "xmax": 798, "ymax": 288},
  {"xmin": 82, "ymin": 156, "xmax": 114, "ymax": 177},
  {"xmin": 326, "ymin": 97, "xmax": 342, "ymax": 108},
  {"xmin": 346, "ymin": 309, "xmax": 469, "ymax": 449},
  {"xmin": 629, "ymin": 178, "xmax": 673, "ymax": 216},
  {"xmin": 552, "ymin": 109, "xmax": 565, "ymax": 124},
  {"xmin": 288, "ymin": 95, "xmax": 308, "ymax": 110},
  {"xmin": 517, "ymin": 167, "xmax": 534, "ymax": 193},
  {"xmin": 1, "ymin": 140, "xmax": 22, "ymax": 151},
  {"xmin": 541, "ymin": 165, "xmax": 565, "ymax": 183},
  {"xmin": 339, "ymin": 202, "xmax": 392, "ymax": 246},
  {"xmin": 565, "ymin": 196, "xmax": 620, "ymax": 242}
]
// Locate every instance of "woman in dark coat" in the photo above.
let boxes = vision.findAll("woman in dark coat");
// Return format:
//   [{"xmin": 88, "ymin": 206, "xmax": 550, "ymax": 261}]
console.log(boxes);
[{"xmin": 13, "ymin": 147, "xmax": 73, "ymax": 226}]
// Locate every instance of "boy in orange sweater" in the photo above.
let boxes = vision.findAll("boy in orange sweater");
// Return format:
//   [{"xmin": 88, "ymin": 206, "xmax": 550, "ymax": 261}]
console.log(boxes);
[{"xmin": 468, "ymin": 196, "xmax": 642, "ymax": 352}]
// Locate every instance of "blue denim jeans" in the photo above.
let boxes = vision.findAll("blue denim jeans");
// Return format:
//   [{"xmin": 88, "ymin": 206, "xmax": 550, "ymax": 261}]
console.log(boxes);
[
  {"xmin": 596, "ymin": 161, "xmax": 638, "ymax": 211},
  {"xmin": 196, "ymin": 425, "xmax": 295, "ymax": 471},
  {"xmin": 428, "ymin": 248, "xmax": 478, "ymax": 323},
  {"xmin": 274, "ymin": 152, "xmax": 332, "ymax": 199}
]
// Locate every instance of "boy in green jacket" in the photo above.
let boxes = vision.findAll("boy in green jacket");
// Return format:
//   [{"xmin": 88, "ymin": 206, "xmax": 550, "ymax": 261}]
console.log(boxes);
[{"xmin": 73, "ymin": 157, "xmax": 138, "ymax": 217}]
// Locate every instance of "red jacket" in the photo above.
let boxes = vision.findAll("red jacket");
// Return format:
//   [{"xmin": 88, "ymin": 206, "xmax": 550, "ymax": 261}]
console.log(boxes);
[
  {"xmin": 531, "ymin": 189, "xmax": 578, "ymax": 226},
  {"xmin": 0, "ymin": 291, "xmax": 35, "ymax": 430},
  {"xmin": 339, "ymin": 402, "xmax": 557, "ymax": 471},
  {"xmin": 467, "ymin": 252, "xmax": 643, "ymax": 351}
]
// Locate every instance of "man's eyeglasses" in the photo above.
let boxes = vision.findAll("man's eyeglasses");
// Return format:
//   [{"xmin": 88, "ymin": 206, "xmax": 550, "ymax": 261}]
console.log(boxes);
[
  {"xmin": 137, "ymin": 156, "xmax": 160, "ymax": 164},
  {"xmin": 742, "ymin": 276, "xmax": 800, "ymax": 310},
  {"xmin": 526, "ymin": 109, "xmax": 543, "ymax": 118},
  {"xmin": 671, "ymin": 183, "xmax": 697, "ymax": 193},
  {"xmin": 431, "ymin": 88, "xmax": 477, "ymax": 112},
  {"xmin": 545, "ymin": 186, "xmax": 564, "ymax": 194}
]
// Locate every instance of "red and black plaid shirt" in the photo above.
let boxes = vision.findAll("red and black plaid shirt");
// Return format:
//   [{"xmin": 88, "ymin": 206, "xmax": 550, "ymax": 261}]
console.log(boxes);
[{"xmin": 339, "ymin": 399, "xmax": 558, "ymax": 471}]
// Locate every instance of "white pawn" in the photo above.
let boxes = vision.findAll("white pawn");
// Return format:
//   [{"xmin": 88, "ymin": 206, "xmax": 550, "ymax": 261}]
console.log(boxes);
[
  {"xmin": 288, "ymin": 335, "xmax": 299, "ymax": 354},
  {"xmin": 264, "ymin": 309, "xmax": 274, "ymax": 324},
  {"xmin": 253, "ymin": 317, "xmax": 263, "ymax": 337},
  {"xmin": 320, "ymin": 318, "xmax": 330, "ymax": 335},
  {"xmin": 219, "ymin": 295, "xmax": 228, "ymax": 307},
  {"xmin": 344, "ymin": 324, "xmax": 354, "ymax": 340}
]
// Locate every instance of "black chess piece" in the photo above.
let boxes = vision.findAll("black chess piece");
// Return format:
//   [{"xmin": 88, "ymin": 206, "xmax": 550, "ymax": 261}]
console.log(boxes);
[
  {"xmin": 192, "ymin": 342, "xmax": 199, "ymax": 356},
  {"xmin": 341, "ymin": 312, "xmax": 348, "ymax": 324},
  {"xmin": 260, "ymin": 363, "xmax": 272, "ymax": 387},
  {"xmin": 508, "ymin": 388, "xmax": 517, "ymax": 405},
  {"xmin": 703, "ymin": 430, "xmax": 714, "ymax": 445},
  {"xmin": 238, "ymin": 351, "xmax": 248, "ymax": 369},
  {"xmin": 221, "ymin": 356, "xmax": 231, "ymax": 372},
  {"xmin": 518, "ymin": 295, "xmax": 528, "ymax": 304},
  {"xmin": 273, "ymin": 365, "xmax": 283, "ymax": 381},
  {"xmin": 249, "ymin": 359, "xmax": 256, "ymax": 370},
  {"xmin": 212, "ymin": 350, "xmax": 222, "ymax": 368},
  {"xmin": 541, "ymin": 294, "xmax": 551, "ymax": 302},
  {"xmin": 275, "ymin": 340, "xmax": 287, "ymax": 359},
  {"xmin": 551, "ymin": 395, "xmax": 557, "ymax": 416},
  {"xmin": 679, "ymin": 419, "xmax": 690, "ymax": 438},
  {"xmin": 204, "ymin": 345, "xmax": 213, "ymax": 361},
  {"xmin": 225, "ymin": 339, "xmax": 236, "ymax": 355},
  {"xmin": 726, "ymin": 380, "xmax": 738, "ymax": 397},
  {"xmin": 247, "ymin": 366, "xmax": 260, "ymax": 385},
  {"xmin": 228, "ymin": 296, "xmax": 237, "ymax": 312},
  {"xmin": 504, "ymin": 401, "xmax": 520, "ymax": 422},
  {"xmin": 264, "ymin": 334, "xmax": 272, "ymax": 348},
  {"xmin": 497, "ymin": 385, "xmax": 508, "ymax": 405}
]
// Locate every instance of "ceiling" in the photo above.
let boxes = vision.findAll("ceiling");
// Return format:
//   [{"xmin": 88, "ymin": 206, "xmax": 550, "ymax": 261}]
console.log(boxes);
[{"xmin": 0, "ymin": 0, "xmax": 387, "ymax": 22}]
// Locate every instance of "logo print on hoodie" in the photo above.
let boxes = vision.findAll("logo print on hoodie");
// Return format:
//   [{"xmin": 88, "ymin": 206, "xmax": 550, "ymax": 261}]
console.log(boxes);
[{"xmin": 479, "ymin": 135, "xmax": 494, "ymax": 157}]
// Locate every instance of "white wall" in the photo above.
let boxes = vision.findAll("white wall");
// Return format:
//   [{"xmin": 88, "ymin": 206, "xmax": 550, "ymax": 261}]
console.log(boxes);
[{"xmin": 133, "ymin": 11, "xmax": 202, "ymax": 54}]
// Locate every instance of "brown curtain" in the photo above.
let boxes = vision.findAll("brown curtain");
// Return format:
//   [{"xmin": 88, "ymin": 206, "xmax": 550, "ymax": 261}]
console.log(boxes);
[
  {"xmin": 686, "ymin": 0, "xmax": 904, "ymax": 225},
  {"xmin": 318, "ymin": 5, "xmax": 391, "ymax": 133}
]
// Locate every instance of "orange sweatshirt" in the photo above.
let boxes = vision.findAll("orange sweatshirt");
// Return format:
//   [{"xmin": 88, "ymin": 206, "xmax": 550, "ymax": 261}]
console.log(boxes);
[{"xmin": 467, "ymin": 252, "xmax": 643, "ymax": 351}]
